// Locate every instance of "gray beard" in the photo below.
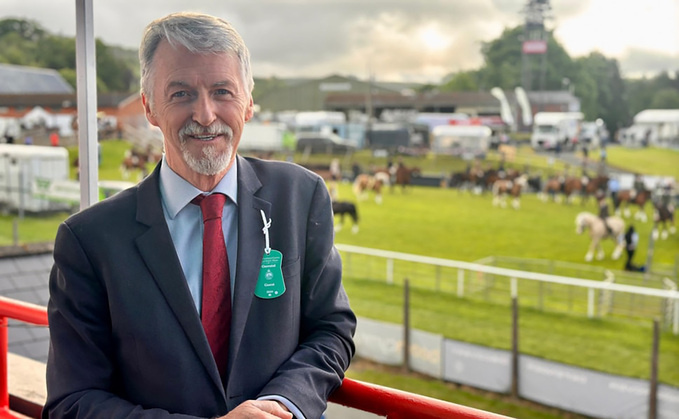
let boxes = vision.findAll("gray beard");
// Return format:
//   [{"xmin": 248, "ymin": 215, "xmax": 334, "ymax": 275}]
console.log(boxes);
[
  {"xmin": 178, "ymin": 123, "xmax": 234, "ymax": 176},
  {"xmin": 182, "ymin": 143, "xmax": 232, "ymax": 176}
]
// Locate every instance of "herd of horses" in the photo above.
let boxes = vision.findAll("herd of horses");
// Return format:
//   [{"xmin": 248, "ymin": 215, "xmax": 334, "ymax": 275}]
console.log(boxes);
[{"xmin": 329, "ymin": 161, "xmax": 676, "ymax": 262}]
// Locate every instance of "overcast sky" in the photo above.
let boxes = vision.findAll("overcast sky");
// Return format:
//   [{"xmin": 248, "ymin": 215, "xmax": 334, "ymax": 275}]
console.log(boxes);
[{"xmin": 2, "ymin": 0, "xmax": 678, "ymax": 83}]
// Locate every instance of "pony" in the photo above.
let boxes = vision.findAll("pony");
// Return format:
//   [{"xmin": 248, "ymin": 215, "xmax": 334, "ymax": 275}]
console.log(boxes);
[
  {"xmin": 332, "ymin": 201, "xmax": 359, "ymax": 234},
  {"xmin": 580, "ymin": 175, "xmax": 609, "ymax": 206},
  {"xmin": 542, "ymin": 176, "xmax": 563, "ymax": 202},
  {"xmin": 562, "ymin": 176, "xmax": 585, "ymax": 204},
  {"xmin": 491, "ymin": 175, "xmax": 528, "ymax": 209},
  {"xmin": 652, "ymin": 202, "xmax": 676, "ymax": 240},
  {"xmin": 613, "ymin": 189, "xmax": 652, "ymax": 222},
  {"xmin": 120, "ymin": 149, "xmax": 149, "ymax": 180},
  {"xmin": 393, "ymin": 165, "xmax": 420, "ymax": 193},
  {"xmin": 575, "ymin": 211, "xmax": 626, "ymax": 262},
  {"xmin": 353, "ymin": 172, "xmax": 389, "ymax": 204}
]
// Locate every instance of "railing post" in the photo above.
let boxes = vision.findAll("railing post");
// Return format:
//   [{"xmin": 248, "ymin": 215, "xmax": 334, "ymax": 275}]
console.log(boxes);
[
  {"xmin": 648, "ymin": 319, "xmax": 659, "ymax": 419},
  {"xmin": 587, "ymin": 288, "xmax": 594, "ymax": 318},
  {"xmin": 0, "ymin": 317, "xmax": 8, "ymax": 415},
  {"xmin": 457, "ymin": 269, "xmax": 464, "ymax": 297},
  {"xmin": 386, "ymin": 258, "xmax": 394, "ymax": 285},
  {"xmin": 403, "ymin": 279, "xmax": 410, "ymax": 373}
]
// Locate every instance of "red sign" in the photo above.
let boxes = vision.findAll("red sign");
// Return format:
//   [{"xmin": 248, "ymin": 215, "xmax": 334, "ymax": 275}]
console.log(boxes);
[{"xmin": 522, "ymin": 40, "xmax": 547, "ymax": 54}]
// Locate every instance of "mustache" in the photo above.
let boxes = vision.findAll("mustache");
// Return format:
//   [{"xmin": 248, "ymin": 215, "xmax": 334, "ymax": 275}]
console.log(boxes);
[{"xmin": 179, "ymin": 121, "xmax": 233, "ymax": 139}]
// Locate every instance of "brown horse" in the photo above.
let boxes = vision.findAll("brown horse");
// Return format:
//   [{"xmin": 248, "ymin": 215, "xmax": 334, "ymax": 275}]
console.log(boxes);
[
  {"xmin": 394, "ymin": 165, "xmax": 420, "ymax": 192},
  {"xmin": 614, "ymin": 189, "xmax": 652, "ymax": 222},
  {"xmin": 542, "ymin": 175, "xmax": 582, "ymax": 203},
  {"xmin": 581, "ymin": 175, "xmax": 609, "ymax": 206},
  {"xmin": 492, "ymin": 175, "xmax": 528, "ymax": 209},
  {"xmin": 562, "ymin": 176, "xmax": 584, "ymax": 204},
  {"xmin": 353, "ymin": 172, "xmax": 389, "ymax": 204},
  {"xmin": 542, "ymin": 176, "xmax": 562, "ymax": 202},
  {"xmin": 652, "ymin": 202, "xmax": 676, "ymax": 240}
]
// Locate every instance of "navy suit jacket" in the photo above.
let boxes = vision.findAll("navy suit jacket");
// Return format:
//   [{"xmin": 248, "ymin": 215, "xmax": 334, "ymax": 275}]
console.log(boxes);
[{"xmin": 44, "ymin": 156, "xmax": 356, "ymax": 419}]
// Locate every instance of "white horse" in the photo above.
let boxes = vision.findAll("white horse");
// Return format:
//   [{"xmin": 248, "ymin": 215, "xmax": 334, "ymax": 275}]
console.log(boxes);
[{"xmin": 575, "ymin": 212, "xmax": 626, "ymax": 262}]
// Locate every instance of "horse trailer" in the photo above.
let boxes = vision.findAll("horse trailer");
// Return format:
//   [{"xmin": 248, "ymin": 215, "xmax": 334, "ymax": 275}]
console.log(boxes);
[
  {"xmin": 430, "ymin": 125, "xmax": 491, "ymax": 159},
  {"xmin": 0, "ymin": 144, "xmax": 71, "ymax": 213}
]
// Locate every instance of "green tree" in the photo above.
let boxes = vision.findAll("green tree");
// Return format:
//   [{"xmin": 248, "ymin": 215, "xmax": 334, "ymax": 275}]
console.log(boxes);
[
  {"xmin": 650, "ymin": 89, "xmax": 679, "ymax": 109},
  {"xmin": 439, "ymin": 71, "xmax": 479, "ymax": 92},
  {"xmin": 574, "ymin": 52, "xmax": 629, "ymax": 133},
  {"xmin": 0, "ymin": 18, "xmax": 46, "ymax": 41}
]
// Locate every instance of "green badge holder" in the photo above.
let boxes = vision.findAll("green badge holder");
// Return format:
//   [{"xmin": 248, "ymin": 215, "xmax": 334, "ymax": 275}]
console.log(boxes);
[{"xmin": 254, "ymin": 249, "xmax": 285, "ymax": 299}]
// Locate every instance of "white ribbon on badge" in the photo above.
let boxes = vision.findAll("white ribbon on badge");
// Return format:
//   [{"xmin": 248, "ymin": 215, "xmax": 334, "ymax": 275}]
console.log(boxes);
[{"xmin": 260, "ymin": 209, "xmax": 272, "ymax": 255}]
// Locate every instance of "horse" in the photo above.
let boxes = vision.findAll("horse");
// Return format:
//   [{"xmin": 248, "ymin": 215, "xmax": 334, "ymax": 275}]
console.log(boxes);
[
  {"xmin": 580, "ymin": 175, "xmax": 609, "ymax": 206},
  {"xmin": 491, "ymin": 175, "xmax": 528, "ymax": 209},
  {"xmin": 448, "ymin": 170, "xmax": 471, "ymax": 190},
  {"xmin": 562, "ymin": 176, "xmax": 585, "ymax": 204},
  {"xmin": 332, "ymin": 201, "xmax": 359, "ymax": 234},
  {"xmin": 575, "ymin": 212, "xmax": 626, "ymax": 262},
  {"xmin": 542, "ymin": 176, "xmax": 563, "ymax": 202},
  {"xmin": 613, "ymin": 189, "xmax": 652, "ymax": 222},
  {"xmin": 393, "ymin": 165, "xmax": 420, "ymax": 193},
  {"xmin": 353, "ymin": 172, "xmax": 389, "ymax": 204},
  {"xmin": 652, "ymin": 202, "xmax": 676, "ymax": 240}
]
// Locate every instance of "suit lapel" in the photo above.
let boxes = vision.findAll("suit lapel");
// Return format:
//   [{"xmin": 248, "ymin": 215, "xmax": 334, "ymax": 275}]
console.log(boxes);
[
  {"xmin": 229, "ymin": 156, "xmax": 270, "ymax": 376},
  {"xmin": 134, "ymin": 165, "xmax": 226, "ymax": 399}
]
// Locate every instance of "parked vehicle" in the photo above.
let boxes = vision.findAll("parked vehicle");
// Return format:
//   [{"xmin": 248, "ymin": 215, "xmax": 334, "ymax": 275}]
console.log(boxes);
[
  {"xmin": 530, "ymin": 112, "xmax": 583, "ymax": 150},
  {"xmin": 239, "ymin": 122, "xmax": 289, "ymax": 152},
  {"xmin": 578, "ymin": 120, "xmax": 607, "ymax": 149},
  {"xmin": 295, "ymin": 132, "xmax": 356, "ymax": 154},
  {"xmin": 430, "ymin": 125, "xmax": 491, "ymax": 159}
]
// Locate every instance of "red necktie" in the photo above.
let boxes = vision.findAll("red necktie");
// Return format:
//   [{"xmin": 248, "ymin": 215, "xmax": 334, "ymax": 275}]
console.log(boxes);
[{"xmin": 193, "ymin": 193, "xmax": 231, "ymax": 379}]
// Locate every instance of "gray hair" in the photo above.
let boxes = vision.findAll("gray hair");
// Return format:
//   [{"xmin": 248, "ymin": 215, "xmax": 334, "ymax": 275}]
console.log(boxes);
[{"xmin": 139, "ymin": 12, "xmax": 254, "ymax": 104}]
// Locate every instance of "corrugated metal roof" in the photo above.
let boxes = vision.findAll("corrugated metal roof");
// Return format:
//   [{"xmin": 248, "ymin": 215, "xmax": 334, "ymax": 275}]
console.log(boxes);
[{"xmin": 0, "ymin": 64, "xmax": 74, "ymax": 95}]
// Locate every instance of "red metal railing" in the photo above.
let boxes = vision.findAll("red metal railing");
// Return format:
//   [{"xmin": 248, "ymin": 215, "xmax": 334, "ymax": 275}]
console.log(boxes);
[
  {"xmin": 0, "ymin": 296, "xmax": 49, "ymax": 419},
  {"xmin": 0, "ymin": 296, "xmax": 512, "ymax": 418},
  {"xmin": 328, "ymin": 378, "xmax": 512, "ymax": 419}
]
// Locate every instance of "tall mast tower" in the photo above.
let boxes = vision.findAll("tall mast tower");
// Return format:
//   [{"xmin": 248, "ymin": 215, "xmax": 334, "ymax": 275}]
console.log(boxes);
[{"xmin": 521, "ymin": 0, "xmax": 552, "ymax": 92}]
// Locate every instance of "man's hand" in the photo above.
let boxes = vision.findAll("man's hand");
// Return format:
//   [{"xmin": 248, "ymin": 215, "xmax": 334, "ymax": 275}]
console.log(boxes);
[{"xmin": 220, "ymin": 400, "xmax": 293, "ymax": 418}]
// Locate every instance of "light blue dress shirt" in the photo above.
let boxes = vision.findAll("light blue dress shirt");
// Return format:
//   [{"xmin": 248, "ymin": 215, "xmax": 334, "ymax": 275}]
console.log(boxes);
[{"xmin": 159, "ymin": 157, "xmax": 238, "ymax": 313}]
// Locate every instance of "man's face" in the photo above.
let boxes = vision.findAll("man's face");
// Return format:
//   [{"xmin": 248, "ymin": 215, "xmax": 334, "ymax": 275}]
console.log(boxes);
[{"xmin": 142, "ymin": 40, "xmax": 253, "ymax": 187}]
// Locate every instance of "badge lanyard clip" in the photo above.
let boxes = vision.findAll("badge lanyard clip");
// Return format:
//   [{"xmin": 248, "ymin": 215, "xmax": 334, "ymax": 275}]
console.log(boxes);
[{"xmin": 260, "ymin": 209, "xmax": 272, "ymax": 255}]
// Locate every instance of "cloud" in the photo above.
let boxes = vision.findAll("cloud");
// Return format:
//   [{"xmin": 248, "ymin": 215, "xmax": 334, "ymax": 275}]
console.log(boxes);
[
  {"xmin": 619, "ymin": 48, "xmax": 679, "ymax": 78},
  {"xmin": 2, "ymin": 0, "xmax": 675, "ymax": 83}
]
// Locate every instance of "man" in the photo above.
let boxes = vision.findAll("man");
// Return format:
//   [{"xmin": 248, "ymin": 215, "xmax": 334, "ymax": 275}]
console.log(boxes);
[
  {"xmin": 597, "ymin": 190, "xmax": 613, "ymax": 236},
  {"xmin": 624, "ymin": 225, "xmax": 642, "ymax": 272},
  {"xmin": 44, "ymin": 12, "xmax": 355, "ymax": 419}
]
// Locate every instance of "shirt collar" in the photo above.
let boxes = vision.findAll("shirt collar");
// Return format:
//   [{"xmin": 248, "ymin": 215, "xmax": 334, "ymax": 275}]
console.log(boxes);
[{"xmin": 159, "ymin": 155, "xmax": 239, "ymax": 219}]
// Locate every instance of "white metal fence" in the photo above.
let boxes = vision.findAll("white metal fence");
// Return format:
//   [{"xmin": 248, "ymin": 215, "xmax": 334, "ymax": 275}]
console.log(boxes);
[{"xmin": 336, "ymin": 244, "xmax": 679, "ymax": 334}]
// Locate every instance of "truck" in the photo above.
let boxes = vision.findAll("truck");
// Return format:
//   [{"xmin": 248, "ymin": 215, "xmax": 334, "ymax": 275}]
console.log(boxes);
[{"xmin": 530, "ymin": 112, "xmax": 583, "ymax": 150}]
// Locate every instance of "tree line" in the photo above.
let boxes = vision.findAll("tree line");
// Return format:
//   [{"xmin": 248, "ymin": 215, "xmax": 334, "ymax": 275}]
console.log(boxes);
[
  {"xmin": 0, "ymin": 18, "xmax": 138, "ymax": 94},
  {"xmin": 435, "ymin": 26, "xmax": 679, "ymax": 136}
]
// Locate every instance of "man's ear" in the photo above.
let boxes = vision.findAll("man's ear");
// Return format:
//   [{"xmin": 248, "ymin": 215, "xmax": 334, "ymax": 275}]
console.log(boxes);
[
  {"xmin": 244, "ymin": 97, "xmax": 254, "ymax": 122},
  {"xmin": 142, "ymin": 93, "xmax": 159, "ymax": 127}
]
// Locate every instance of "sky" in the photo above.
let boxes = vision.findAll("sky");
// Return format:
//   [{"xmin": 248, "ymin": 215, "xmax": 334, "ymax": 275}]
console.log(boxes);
[{"xmin": 2, "ymin": 0, "xmax": 678, "ymax": 83}]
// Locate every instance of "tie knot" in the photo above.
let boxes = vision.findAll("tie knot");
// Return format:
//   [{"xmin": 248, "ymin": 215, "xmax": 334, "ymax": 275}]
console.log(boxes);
[{"xmin": 193, "ymin": 193, "xmax": 227, "ymax": 222}]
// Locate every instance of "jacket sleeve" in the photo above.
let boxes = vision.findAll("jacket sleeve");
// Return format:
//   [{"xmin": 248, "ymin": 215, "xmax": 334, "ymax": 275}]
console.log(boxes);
[{"xmin": 44, "ymin": 222, "xmax": 204, "ymax": 419}]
